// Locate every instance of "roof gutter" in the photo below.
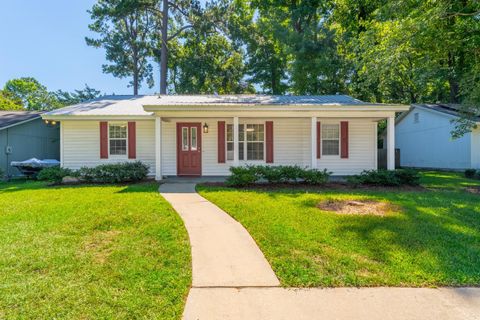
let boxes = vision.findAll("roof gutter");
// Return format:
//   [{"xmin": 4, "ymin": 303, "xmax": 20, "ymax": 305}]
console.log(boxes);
[{"xmin": 143, "ymin": 103, "xmax": 410, "ymax": 112}]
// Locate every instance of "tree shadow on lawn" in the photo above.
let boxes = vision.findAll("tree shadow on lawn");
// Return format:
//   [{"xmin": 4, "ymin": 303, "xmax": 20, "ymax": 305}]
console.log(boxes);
[
  {"xmin": 222, "ymin": 186, "xmax": 480, "ymax": 286},
  {"xmin": 329, "ymin": 191, "xmax": 480, "ymax": 286}
]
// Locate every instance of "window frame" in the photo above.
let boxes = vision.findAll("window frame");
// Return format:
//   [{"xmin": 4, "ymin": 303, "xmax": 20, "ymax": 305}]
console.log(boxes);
[
  {"xmin": 108, "ymin": 122, "xmax": 128, "ymax": 158},
  {"xmin": 226, "ymin": 121, "xmax": 266, "ymax": 162},
  {"xmin": 321, "ymin": 123, "xmax": 341, "ymax": 157}
]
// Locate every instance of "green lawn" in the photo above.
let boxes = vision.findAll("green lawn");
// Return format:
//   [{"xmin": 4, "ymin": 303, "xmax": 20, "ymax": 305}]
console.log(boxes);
[
  {"xmin": 0, "ymin": 181, "xmax": 191, "ymax": 319},
  {"xmin": 198, "ymin": 171, "xmax": 480, "ymax": 287}
]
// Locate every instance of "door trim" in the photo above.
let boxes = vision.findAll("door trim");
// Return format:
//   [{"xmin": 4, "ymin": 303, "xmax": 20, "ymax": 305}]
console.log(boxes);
[{"xmin": 176, "ymin": 122, "xmax": 202, "ymax": 176}]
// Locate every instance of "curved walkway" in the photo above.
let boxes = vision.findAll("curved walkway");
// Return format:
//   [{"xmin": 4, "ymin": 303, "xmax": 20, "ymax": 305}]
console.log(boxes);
[
  {"xmin": 159, "ymin": 182, "xmax": 279, "ymax": 287},
  {"xmin": 160, "ymin": 182, "xmax": 480, "ymax": 320}
]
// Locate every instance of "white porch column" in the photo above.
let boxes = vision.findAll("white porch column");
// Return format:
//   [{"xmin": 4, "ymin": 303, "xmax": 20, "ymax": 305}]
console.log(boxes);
[
  {"xmin": 155, "ymin": 116, "xmax": 162, "ymax": 180},
  {"xmin": 233, "ymin": 116, "xmax": 239, "ymax": 166},
  {"xmin": 387, "ymin": 115, "xmax": 395, "ymax": 170},
  {"xmin": 311, "ymin": 116, "xmax": 317, "ymax": 169}
]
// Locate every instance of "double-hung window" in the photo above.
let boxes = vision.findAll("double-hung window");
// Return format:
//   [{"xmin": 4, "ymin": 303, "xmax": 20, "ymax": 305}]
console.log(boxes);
[
  {"xmin": 322, "ymin": 124, "xmax": 340, "ymax": 156},
  {"xmin": 226, "ymin": 123, "xmax": 264, "ymax": 161},
  {"xmin": 109, "ymin": 123, "xmax": 128, "ymax": 156}
]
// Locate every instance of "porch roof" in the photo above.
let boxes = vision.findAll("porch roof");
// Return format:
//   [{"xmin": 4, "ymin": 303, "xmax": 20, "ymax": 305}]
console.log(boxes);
[{"xmin": 42, "ymin": 94, "xmax": 409, "ymax": 119}]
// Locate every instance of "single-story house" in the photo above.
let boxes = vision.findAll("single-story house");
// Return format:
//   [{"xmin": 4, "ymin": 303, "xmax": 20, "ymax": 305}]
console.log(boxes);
[
  {"xmin": 42, "ymin": 95, "xmax": 408, "ymax": 179},
  {"xmin": 395, "ymin": 104, "xmax": 480, "ymax": 170},
  {"xmin": 0, "ymin": 111, "xmax": 60, "ymax": 177}
]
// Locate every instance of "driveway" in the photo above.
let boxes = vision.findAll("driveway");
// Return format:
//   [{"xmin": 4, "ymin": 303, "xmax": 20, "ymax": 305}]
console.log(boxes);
[{"xmin": 159, "ymin": 181, "xmax": 480, "ymax": 320}]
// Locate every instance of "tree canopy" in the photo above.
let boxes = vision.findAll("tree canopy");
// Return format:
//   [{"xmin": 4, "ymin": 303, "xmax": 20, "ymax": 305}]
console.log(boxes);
[
  {"xmin": 83, "ymin": 0, "xmax": 480, "ymax": 134},
  {"xmin": 0, "ymin": 78, "xmax": 102, "ymax": 111}
]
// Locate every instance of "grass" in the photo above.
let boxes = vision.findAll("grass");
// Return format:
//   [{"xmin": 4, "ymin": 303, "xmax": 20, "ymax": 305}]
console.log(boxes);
[
  {"xmin": 0, "ymin": 181, "xmax": 191, "ymax": 319},
  {"xmin": 197, "ymin": 171, "xmax": 480, "ymax": 287}
]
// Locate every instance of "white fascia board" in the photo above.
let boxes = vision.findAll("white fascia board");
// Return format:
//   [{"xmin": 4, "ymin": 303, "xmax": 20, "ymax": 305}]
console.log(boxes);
[
  {"xmin": 41, "ymin": 114, "xmax": 156, "ymax": 121},
  {"xmin": 142, "ymin": 104, "xmax": 410, "ymax": 113}
]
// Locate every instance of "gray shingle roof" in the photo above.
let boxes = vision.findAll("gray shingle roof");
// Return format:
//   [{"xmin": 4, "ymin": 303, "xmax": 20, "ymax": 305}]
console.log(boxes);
[{"xmin": 0, "ymin": 111, "xmax": 42, "ymax": 130}]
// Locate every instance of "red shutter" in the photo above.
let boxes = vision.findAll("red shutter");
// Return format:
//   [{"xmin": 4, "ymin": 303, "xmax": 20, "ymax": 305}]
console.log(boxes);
[
  {"xmin": 316, "ymin": 122, "xmax": 321, "ymax": 159},
  {"xmin": 266, "ymin": 121, "xmax": 274, "ymax": 163},
  {"xmin": 218, "ymin": 121, "xmax": 226, "ymax": 163},
  {"xmin": 128, "ymin": 122, "xmax": 136, "ymax": 159},
  {"xmin": 100, "ymin": 121, "xmax": 108, "ymax": 159},
  {"xmin": 341, "ymin": 121, "xmax": 349, "ymax": 159}
]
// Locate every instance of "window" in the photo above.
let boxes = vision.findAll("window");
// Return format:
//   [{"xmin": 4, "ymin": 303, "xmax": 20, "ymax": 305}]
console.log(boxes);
[
  {"xmin": 191, "ymin": 127, "xmax": 198, "ymax": 150},
  {"xmin": 109, "ymin": 123, "xmax": 127, "ymax": 156},
  {"xmin": 226, "ymin": 124, "xmax": 234, "ymax": 160},
  {"xmin": 246, "ymin": 124, "xmax": 264, "ymax": 160},
  {"xmin": 414, "ymin": 112, "xmax": 420, "ymax": 123},
  {"xmin": 226, "ymin": 123, "xmax": 264, "ymax": 161},
  {"xmin": 322, "ymin": 124, "xmax": 340, "ymax": 156},
  {"xmin": 181, "ymin": 127, "xmax": 189, "ymax": 151}
]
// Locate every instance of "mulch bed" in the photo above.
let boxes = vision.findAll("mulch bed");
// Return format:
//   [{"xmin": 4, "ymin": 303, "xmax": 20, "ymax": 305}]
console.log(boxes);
[
  {"xmin": 200, "ymin": 182, "xmax": 425, "ymax": 192},
  {"xmin": 316, "ymin": 199, "xmax": 398, "ymax": 216}
]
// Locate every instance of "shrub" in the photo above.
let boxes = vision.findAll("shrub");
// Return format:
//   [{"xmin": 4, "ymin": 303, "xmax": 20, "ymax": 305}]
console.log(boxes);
[
  {"xmin": 226, "ymin": 166, "xmax": 259, "ymax": 187},
  {"xmin": 301, "ymin": 168, "xmax": 331, "ymax": 185},
  {"xmin": 465, "ymin": 169, "xmax": 477, "ymax": 179},
  {"xmin": 394, "ymin": 168, "xmax": 421, "ymax": 186},
  {"xmin": 348, "ymin": 169, "xmax": 420, "ymax": 187},
  {"xmin": 37, "ymin": 166, "xmax": 75, "ymax": 184},
  {"xmin": 79, "ymin": 161, "xmax": 149, "ymax": 183},
  {"xmin": 226, "ymin": 165, "xmax": 331, "ymax": 187},
  {"xmin": 0, "ymin": 168, "xmax": 4, "ymax": 180},
  {"xmin": 279, "ymin": 165, "xmax": 304, "ymax": 182}
]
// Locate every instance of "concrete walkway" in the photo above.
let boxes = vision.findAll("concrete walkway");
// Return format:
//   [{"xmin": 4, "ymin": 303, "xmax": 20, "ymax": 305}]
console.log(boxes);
[
  {"xmin": 160, "ymin": 181, "xmax": 480, "ymax": 320},
  {"xmin": 184, "ymin": 287, "xmax": 480, "ymax": 320},
  {"xmin": 159, "ymin": 182, "xmax": 279, "ymax": 287}
]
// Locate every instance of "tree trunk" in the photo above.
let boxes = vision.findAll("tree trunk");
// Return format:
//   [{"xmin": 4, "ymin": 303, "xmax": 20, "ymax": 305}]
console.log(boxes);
[
  {"xmin": 160, "ymin": 0, "xmax": 169, "ymax": 95},
  {"xmin": 133, "ymin": 71, "xmax": 139, "ymax": 95}
]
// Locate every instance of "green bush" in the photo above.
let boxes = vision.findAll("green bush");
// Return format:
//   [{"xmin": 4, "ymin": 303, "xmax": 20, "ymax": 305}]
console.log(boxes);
[
  {"xmin": 37, "ymin": 166, "xmax": 76, "ymax": 184},
  {"xmin": 348, "ymin": 169, "xmax": 420, "ymax": 187},
  {"xmin": 226, "ymin": 165, "xmax": 331, "ymax": 187},
  {"xmin": 465, "ymin": 169, "xmax": 477, "ymax": 179},
  {"xmin": 226, "ymin": 166, "xmax": 259, "ymax": 187},
  {"xmin": 395, "ymin": 168, "xmax": 421, "ymax": 185},
  {"xmin": 79, "ymin": 162, "xmax": 149, "ymax": 183},
  {"xmin": 301, "ymin": 169, "xmax": 331, "ymax": 185}
]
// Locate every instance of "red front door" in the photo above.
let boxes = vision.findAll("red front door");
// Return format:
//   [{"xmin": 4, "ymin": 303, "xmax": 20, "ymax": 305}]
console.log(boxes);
[{"xmin": 177, "ymin": 123, "xmax": 202, "ymax": 176}]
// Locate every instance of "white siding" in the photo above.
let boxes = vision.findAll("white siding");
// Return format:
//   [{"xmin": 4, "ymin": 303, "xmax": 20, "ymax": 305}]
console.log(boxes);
[
  {"xmin": 316, "ymin": 119, "xmax": 377, "ymax": 175},
  {"xmin": 62, "ymin": 118, "xmax": 378, "ymax": 177},
  {"xmin": 62, "ymin": 120, "xmax": 156, "ymax": 175},
  {"xmin": 161, "ymin": 117, "xmax": 375, "ymax": 176},
  {"xmin": 396, "ymin": 107, "xmax": 472, "ymax": 169}
]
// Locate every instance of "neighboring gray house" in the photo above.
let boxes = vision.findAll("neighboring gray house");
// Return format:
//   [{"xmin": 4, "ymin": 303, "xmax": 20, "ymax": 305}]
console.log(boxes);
[
  {"xmin": 395, "ymin": 104, "xmax": 480, "ymax": 170},
  {"xmin": 0, "ymin": 111, "xmax": 60, "ymax": 177}
]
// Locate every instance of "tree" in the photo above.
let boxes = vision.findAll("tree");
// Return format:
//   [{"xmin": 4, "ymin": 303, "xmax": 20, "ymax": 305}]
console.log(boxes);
[
  {"xmin": 54, "ymin": 84, "xmax": 102, "ymax": 106},
  {"xmin": 3, "ymin": 77, "xmax": 60, "ymax": 110},
  {"xmin": 86, "ymin": 0, "xmax": 156, "ymax": 95},
  {"xmin": 169, "ymin": 32, "xmax": 253, "ymax": 94},
  {"xmin": 0, "ymin": 90, "xmax": 23, "ymax": 110}
]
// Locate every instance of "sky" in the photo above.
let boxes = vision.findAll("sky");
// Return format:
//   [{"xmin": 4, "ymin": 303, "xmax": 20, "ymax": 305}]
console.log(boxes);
[{"xmin": 0, "ymin": 0, "xmax": 159, "ymax": 95}]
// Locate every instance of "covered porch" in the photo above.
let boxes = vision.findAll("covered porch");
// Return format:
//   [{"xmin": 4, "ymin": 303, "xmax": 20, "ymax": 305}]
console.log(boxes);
[{"xmin": 149, "ymin": 112, "xmax": 397, "ymax": 180}]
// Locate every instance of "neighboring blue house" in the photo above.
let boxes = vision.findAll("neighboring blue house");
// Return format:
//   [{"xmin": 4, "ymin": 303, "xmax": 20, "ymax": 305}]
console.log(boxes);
[
  {"xmin": 395, "ymin": 104, "xmax": 480, "ymax": 170},
  {"xmin": 0, "ymin": 111, "xmax": 60, "ymax": 177}
]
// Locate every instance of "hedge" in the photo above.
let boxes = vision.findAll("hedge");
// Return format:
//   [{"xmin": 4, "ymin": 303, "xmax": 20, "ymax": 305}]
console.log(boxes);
[{"xmin": 225, "ymin": 165, "xmax": 331, "ymax": 187}]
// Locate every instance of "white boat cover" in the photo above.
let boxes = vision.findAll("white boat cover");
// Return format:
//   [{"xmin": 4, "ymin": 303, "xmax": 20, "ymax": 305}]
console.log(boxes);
[{"xmin": 11, "ymin": 158, "xmax": 60, "ymax": 168}]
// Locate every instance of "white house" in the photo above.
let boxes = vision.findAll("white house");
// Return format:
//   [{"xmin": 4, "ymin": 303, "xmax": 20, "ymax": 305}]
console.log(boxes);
[
  {"xmin": 42, "ymin": 95, "xmax": 408, "ymax": 179},
  {"xmin": 395, "ymin": 104, "xmax": 480, "ymax": 170}
]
